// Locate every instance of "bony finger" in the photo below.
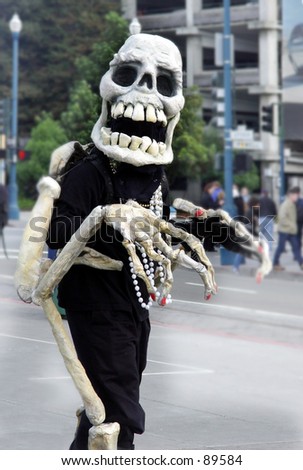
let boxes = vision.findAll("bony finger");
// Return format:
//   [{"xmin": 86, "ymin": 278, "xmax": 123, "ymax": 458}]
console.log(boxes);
[
  {"xmin": 204, "ymin": 292, "xmax": 212, "ymax": 301},
  {"xmin": 256, "ymin": 271, "xmax": 263, "ymax": 284}
]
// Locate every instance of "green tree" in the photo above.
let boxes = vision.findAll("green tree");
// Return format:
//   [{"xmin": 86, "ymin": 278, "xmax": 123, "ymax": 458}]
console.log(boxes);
[
  {"xmin": 234, "ymin": 162, "xmax": 260, "ymax": 192},
  {"xmin": 17, "ymin": 113, "xmax": 67, "ymax": 198},
  {"xmin": 61, "ymin": 80, "xmax": 100, "ymax": 143},
  {"xmin": 0, "ymin": 0, "xmax": 121, "ymax": 136},
  {"xmin": 76, "ymin": 11, "xmax": 129, "ymax": 93},
  {"xmin": 168, "ymin": 87, "xmax": 218, "ymax": 186},
  {"xmin": 59, "ymin": 12, "xmax": 129, "ymax": 143}
]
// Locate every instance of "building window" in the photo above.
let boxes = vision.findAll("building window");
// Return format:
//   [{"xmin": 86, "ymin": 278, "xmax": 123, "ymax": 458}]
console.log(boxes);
[
  {"xmin": 203, "ymin": 0, "xmax": 253, "ymax": 8},
  {"xmin": 203, "ymin": 48, "xmax": 258, "ymax": 71},
  {"xmin": 203, "ymin": 47, "xmax": 220, "ymax": 70},
  {"xmin": 235, "ymin": 112, "xmax": 259, "ymax": 132},
  {"xmin": 234, "ymin": 50, "xmax": 258, "ymax": 69},
  {"xmin": 137, "ymin": 0, "xmax": 185, "ymax": 14}
]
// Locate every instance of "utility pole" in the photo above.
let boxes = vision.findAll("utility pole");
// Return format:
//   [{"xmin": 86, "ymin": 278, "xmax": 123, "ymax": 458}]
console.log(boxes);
[
  {"xmin": 223, "ymin": 0, "xmax": 234, "ymax": 216},
  {"xmin": 8, "ymin": 13, "xmax": 22, "ymax": 220},
  {"xmin": 220, "ymin": 0, "xmax": 236, "ymax": 265}
]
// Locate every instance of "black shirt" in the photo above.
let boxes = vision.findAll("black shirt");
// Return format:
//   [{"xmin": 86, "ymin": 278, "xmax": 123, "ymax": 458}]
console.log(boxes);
[{"xmin": 47, "ymin": 151, "xmax": 165, "ymax": 319}]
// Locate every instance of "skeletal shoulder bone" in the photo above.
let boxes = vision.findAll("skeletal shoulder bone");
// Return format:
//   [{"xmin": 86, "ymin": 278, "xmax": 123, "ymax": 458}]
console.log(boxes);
[
  {"xmin": 49, "ymin": 141, "xmax": 92, "ymax": 180},
  {"xmin": 15, "ymin": 176, "xmax": 61, "ymax": 303},
  {"xmin": 49, "ymin": 141, "xmax": 78, "ymax": 179}
]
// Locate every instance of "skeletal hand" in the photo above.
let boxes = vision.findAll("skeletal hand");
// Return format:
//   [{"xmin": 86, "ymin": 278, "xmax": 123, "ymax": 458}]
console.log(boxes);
[
  {"xmin": 173, "ymin": 198, "xmax": 272, "ymax": 282},
  {"xmin": 103, "ymin": 200, "xmax": 217, "ymax": 303}
]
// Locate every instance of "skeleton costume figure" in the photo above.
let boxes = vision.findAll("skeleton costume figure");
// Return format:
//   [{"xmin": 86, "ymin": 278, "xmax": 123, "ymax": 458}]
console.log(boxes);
[{"xmin": 15, "ymin": 33, "xmax": 271, "ymax": 450}]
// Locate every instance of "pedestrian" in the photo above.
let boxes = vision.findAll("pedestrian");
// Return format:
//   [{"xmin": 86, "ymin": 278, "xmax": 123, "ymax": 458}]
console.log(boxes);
[
  {"xmin": 259, "ymin": 190, "xmax": 277, "ymax": 253},
  {"xmin": 200, "ymin": 182, "xmax": 222, "ymax": 251},
  {"xmin": 296, "ymin": 188, "xmax": 303, "ymax": 251},
  {"xmin": 240, "ymin": 186, "xmax": 250, "ymax": 213},
  {"xmin": 0, "ymin": 183, "xmax": 8, "ymax": 231},
  {"xmin": 233, "ymin": 196, "xmax": 260, "ymax": 274},
  {"xmin": 201, "ymin": 181, "xmax": 221, "ymax": 210},
  {"xmin": 273, "ymin": 187, "xmax": 303, "ymax": 271},
  {"xmin": 45, "ymin": 33, "xmax": 190, "ymax": 451},
  {"xmin": 233, "ymin": 184, "xmax": 245, "ymax": 221}
]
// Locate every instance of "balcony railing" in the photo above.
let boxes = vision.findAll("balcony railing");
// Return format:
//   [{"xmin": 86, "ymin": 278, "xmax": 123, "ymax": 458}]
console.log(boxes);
[{"xmin": 139, "ymin": 2, "xmax": 259, "ymax": 31}]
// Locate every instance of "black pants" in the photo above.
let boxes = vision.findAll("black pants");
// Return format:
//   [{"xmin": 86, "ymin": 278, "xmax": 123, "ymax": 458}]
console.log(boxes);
[{"xmin": 66, "ymin": 308, "xmax": 150, "ymax": 450}]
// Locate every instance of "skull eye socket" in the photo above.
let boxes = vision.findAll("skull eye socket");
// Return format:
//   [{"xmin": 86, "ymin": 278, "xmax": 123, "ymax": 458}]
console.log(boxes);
[
  {"xmin": 157, "ymin": 74, "xmax": 175, "ymax": 97},
  {"xmin": 112, "ymin": 65, "xmax": 138, "ymax": 87}
]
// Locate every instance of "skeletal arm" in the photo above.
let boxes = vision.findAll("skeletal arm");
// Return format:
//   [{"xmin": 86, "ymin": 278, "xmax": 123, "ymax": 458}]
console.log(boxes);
[{"xmin": 172, "ymin": 198, "xmax": 272, "ymax": 281}]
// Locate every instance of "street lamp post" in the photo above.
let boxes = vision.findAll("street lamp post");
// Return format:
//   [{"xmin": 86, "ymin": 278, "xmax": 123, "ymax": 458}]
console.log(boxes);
[
  {"xmin": 223, "ymin": 0, "xmax": 234, "ymax": 216},
  {"xmin": 129, "ymin": 17, "xmax": 141, "ymax": 35},
  {"xmin": 220, "ymin": 0, "xmax": 236, "ymax": 265},
  {"xmin": 8, "ymin": 13, "xmax": 22, "ymax": 220}
]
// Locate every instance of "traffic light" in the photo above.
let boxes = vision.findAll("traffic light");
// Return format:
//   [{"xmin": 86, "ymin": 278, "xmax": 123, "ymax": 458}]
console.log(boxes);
[
  {"xmin": 18, "ymin": 149, "xmax": 30, "ymax": 161},
  {"xmin": 261, "ymin": 105, "xmax": 274, "ymax": 133}
]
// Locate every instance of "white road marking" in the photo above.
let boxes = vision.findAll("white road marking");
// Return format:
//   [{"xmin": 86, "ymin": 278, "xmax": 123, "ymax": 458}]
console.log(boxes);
[
  {"xmin": 0, "ymin": 332, "xmax": 215, "ymax": 377},
  {"xmin": 143, "ymin": 370, "xmax": 214, "ymax": 376},
  {"xmin": 0, "ymin": 274, "xmax": 14, "ymax": 280},
  {"xmin": 173, "ymin": 298, "xmax": 303, "ymax": 325},
  {"xmin": 30, "ymin": 376, "xmax": 71, "ymax": 381},
  {"xmin": 148, "ymin": 358, "xmax": 206, "ymax": 371},
  {"xmin": 0, "ymin": 249, "xmax": 20, "ymax": 253},
  {"xmin": 0, "ymin": 250, "xmax": 47, "ymax": 255},
  {"xmin": 0, "ymin": 333, "xmax": 55, "ymax": 345},
  {"xmin": 30, "ymin": 369, "xmax": 214, "ymax": 380},
  {"xmin": 0, "ymin": 255, "xmax": 18, "ymax": 260},
  {"xmin": 186, "ymin": 282, "xmax": 257, "ymax": 295}
]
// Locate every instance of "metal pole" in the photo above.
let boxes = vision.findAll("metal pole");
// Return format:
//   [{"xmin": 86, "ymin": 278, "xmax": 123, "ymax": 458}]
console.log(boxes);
[
  {"xmin": 223, "ymin": 0, "xmax": 234, "ymax": 216},
  {"xmin": 220, "ymin": 0, "xmax": 236, "ymax": 266},
  {"xmin": 279, "ymin": 104, "xmax": 285, "ymax": 203},
  {"xmin": 8, "ymin": 31, "xmax": 20, "ymax": 220},
  {"xmin": 279, "ymin": 138, "xmax": 285, "ymax": 203}
]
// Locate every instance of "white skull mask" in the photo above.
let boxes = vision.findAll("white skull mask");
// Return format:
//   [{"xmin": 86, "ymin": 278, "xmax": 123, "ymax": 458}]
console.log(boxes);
[{"xmin": 91, "ymin": 33, "xmax": 185, "ymax": 167}]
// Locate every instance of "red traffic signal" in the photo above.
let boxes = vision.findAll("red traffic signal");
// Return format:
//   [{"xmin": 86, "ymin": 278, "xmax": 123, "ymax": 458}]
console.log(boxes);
[{"xmin": 18, "ymin": 149, "xmax": 30, "ymax": 161}]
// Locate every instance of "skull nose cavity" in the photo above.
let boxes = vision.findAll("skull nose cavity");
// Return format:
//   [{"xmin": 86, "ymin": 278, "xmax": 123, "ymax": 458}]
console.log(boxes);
[{"xmin": 138, "ymin": 74, "xmax": 153, "ymax": 89}]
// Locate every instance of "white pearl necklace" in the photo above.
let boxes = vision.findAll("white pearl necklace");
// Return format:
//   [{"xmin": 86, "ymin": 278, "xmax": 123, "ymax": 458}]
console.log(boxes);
[
  {"xmin": 129, "ymin": 247, "xmax": 154, "ymax": 311},
  {"xmin": 129, "ymin": 184, "xmax": 173, "ymax": 310},
  {"xmin": 129, "ymin": 245, "xmax": 172, "ymax": 310},
  {"xmin": 149, "ymin": 185, "xmax": 163, "ymax": 218}
]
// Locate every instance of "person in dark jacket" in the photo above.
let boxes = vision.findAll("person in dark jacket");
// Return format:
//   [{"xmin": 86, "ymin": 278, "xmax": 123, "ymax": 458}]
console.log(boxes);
[
  {"xmin": 233, "ymin": 196, "xmax": 260, "ymax": 273},
  {"xmin": 259, "ymin": 190, "xmax": 277, "ymax": 253},
  {"xmin": 201, "ymin": 181, "xmax": 221, "ymax": 210},
  {"xmin": 0, "ymin": 183, "xmax": 8, "ymax": 230}
]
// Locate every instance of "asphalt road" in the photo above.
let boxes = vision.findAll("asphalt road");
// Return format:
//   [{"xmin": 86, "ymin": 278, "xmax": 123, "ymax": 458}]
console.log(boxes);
[{"xmin": 0, "ymin": 218, "xmax": 303, "ymax": 450}]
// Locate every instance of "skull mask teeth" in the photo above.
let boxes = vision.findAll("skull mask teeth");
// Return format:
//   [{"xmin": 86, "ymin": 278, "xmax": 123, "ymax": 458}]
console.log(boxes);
[{"xmin": 91, "ymin": 34, "xmax": 185, "ymax": 167}]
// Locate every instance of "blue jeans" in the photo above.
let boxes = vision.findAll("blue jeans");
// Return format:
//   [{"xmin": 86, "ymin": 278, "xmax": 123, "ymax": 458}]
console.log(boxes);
[
  {"xmin": 259, "ymin": 216, "xmax": 275, "ymax": 253},
  {"xmin": 273, "ymin": 232, "xmax": 303, "ymax": 266},
  {"xmin": 233, "ymin": 252, "xmax": 245, "ymax": 270}
]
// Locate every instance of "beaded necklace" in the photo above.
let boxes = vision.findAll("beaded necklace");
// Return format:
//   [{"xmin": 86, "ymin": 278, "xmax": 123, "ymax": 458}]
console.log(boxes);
[{"xmin": 128, "ymin": 185, "xmax": 172, "ymax": 310}]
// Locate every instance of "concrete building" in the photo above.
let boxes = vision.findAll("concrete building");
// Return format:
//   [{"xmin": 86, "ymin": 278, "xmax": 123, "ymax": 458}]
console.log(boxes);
[{"xmin": 121, "ymin": 0, "xmax": 303, "ymax": 202}]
